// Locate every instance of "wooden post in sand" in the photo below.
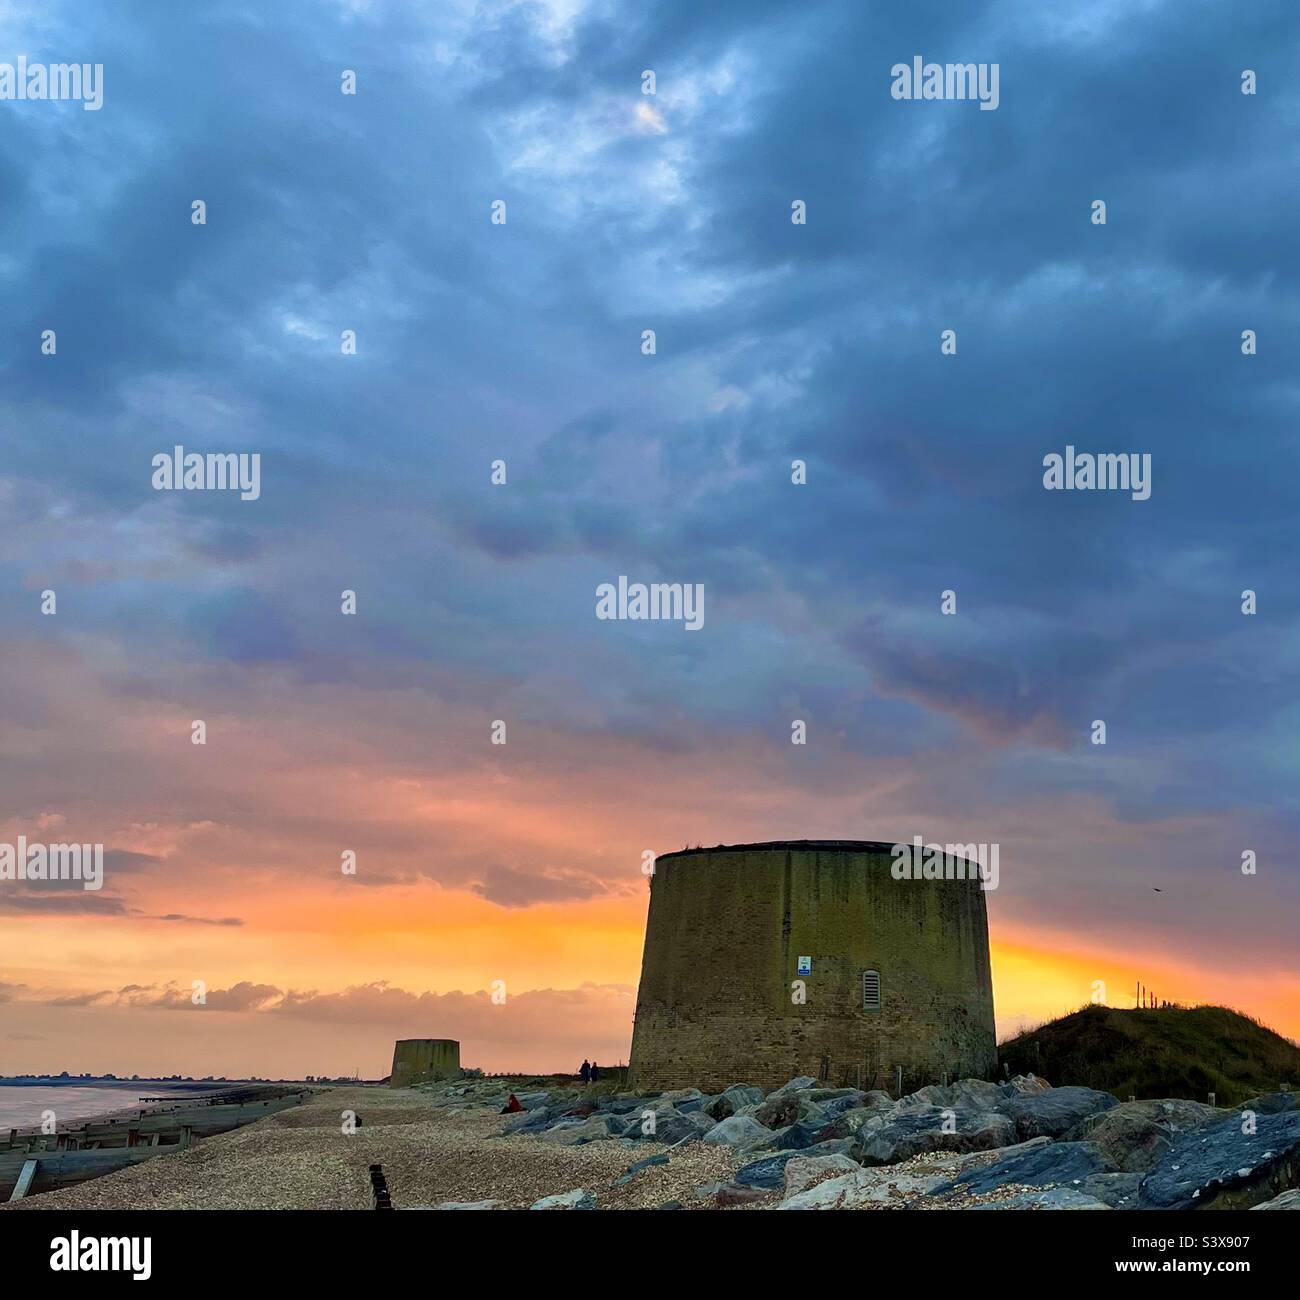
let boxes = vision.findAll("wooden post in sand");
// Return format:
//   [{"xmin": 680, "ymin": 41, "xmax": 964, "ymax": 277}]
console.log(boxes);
[
  {"xmin": 369, "ymin": 1163, "xmax": 392, "ymax": 1210},
  {"xmin": 8, "ymin": 1159, "xmax": 38, "ymax": 1202}
]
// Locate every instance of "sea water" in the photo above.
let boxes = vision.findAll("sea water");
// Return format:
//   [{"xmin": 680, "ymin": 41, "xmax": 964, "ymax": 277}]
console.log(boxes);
[{"xmin": 0, "ymin": 1084, "xmax": 200, "ymax": 1131}]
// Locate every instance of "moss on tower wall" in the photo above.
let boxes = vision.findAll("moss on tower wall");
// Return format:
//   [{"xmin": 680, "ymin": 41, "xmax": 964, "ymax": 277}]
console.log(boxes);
[
  {"xmin": 389, "ymin": 1038, "xmax": 460, "ymax": 1088},
  {"xmin": 627, "ymin": 842, "xmax": 996, "ymax": 1093}
]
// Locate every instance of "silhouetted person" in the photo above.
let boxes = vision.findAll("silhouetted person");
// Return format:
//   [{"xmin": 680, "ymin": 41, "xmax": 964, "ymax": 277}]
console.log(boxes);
[
  {"xmin": 590, "ymin": 1060, "xmax": 600, "ymax": 1084},
  {"xmin": 579, "ymin": 1059, "xmax": 591, "ymax": 1084}
]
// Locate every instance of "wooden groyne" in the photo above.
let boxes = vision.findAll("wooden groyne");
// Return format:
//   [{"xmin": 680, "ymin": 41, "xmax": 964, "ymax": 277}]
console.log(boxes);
[{"xmin": 1, "ymin": 1085, "xmax": 309, "ymax": 1202}]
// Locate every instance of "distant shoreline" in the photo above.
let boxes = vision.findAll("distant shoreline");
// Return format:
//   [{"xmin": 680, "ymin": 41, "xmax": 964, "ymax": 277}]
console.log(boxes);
[
  {"xmin": 0, "ymin": 1078, "xmax": 298, "ymax": 1089},
  {"xmin": 1, "ymin": 1083, "xmax": 312, "ymax": 1202}
]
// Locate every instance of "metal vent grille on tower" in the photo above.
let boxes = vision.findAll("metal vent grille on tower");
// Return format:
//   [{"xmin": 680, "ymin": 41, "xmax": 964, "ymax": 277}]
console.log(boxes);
[{"xmin": 863, "ymin": 969, "xmax": 881, "ymax": 1011}]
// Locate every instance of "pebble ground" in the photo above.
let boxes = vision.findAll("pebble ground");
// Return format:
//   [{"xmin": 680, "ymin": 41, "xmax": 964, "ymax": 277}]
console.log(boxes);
[{"xmin": 4, "ymin": 1085, "xmax": 744, "ymax": 1210}]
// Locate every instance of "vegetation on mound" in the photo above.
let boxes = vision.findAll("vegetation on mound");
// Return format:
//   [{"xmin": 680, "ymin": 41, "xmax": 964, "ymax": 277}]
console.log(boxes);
[{"xmin": 998, "ymin": 1004, "xmax": 1300, "ymax": 1107}]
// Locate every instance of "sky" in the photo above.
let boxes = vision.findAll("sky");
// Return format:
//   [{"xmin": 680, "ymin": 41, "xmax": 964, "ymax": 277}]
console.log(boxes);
[{"xmin": 1, "ymin": 0, "xmax": 1298, "ymax": 1080}]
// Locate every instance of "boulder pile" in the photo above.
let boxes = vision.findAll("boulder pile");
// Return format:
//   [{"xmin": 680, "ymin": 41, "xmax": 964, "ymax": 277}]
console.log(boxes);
[{"xmin": 418, "ymin": 1074, "xmax": 1300, "ymax": 1209}]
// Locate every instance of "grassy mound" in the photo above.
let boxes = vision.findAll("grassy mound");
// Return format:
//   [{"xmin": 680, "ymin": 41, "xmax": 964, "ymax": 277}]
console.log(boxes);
[{"xmin": 998, "ymin": 1004, "xmax": 1300, "ymax": 1107}]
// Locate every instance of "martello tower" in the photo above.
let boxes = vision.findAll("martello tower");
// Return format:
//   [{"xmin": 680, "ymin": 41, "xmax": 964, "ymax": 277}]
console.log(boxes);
[{"xmin": 627, "ymin": 840, "xmax": 996, "ymax": 1093}]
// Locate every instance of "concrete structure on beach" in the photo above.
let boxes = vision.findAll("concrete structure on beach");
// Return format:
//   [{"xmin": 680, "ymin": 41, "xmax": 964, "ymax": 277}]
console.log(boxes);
[
  {"xmin": 389, "ymin": 1038, "xmax": 460, "ymax": 1088},
  {"xmin": 628, "ymin": 840, "xmax": 996, "ymax": 1093}
]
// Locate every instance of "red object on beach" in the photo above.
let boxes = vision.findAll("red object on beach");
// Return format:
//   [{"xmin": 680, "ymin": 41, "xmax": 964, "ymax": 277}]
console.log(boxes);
[{"xmin": 503, "ymin": 1093, "xmax": 523, "ymax": 1113}]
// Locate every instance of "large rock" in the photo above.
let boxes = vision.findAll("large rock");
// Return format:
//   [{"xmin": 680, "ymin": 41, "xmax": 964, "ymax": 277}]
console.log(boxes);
[
  {"xmin": 539, "ymin": 1114, "xmax": 621, "ymax": 1145},
  {"xmin": 939, "ymin": 1135, "xmax": 1052, "ymax": 1171},
  {"xmin": 600, "ymin": 1097, "xmax": 650, "ymax": 1115},
  {"xmin": 1139, "ymin": 1109, "xmax": 1300, "ymax": 1210},
  {"xmin": 768, "ymin": 1109, "xmax": 839, "ymax": 1151},
  {"xmin": 778, "ymin": 1166, "xmax": 949, "ymax": 1209},
  {"xmin": 501, "ymin": 1109, "xmax": 554, "ymax": 1135},
  {"xmin": 1239, "ymin": 1092, "xmax": 1299, "ymax": 1116},
  {"xmin": 656, "ymin": 1109, "xmax": 716, "ymax": 1146},
  {"xmin": 783, "ymin": 1153, "xmax": 861, "ymax": 1196},
  {"xmin": 615, "ymin": 1109, "xmax": 657, "ymax": 1139},
  {"xmin": 631, "ymin": 1096, "xmax": 693, "ymax": 1117},
  {"xmin": 820, "ymin": 1106, "xmax": 887, "ymax": 1141},
  {"xmin": 772, "ymin": 1075, "xmax": 819, "ymax": 1094},
  {"xmin": 535, "ymin": 1116, "xmax": 586, "ymax": 1141},
  {"xmin": 661, "ymin": 1088, "xmax": 705, "ymax": 1105},
  {"xmin": 700, "ymin": 1084, "xmax": 767, "ymax": 1122},
  {"xmin": 955, "ymin": 1078, "xmax": 1013, "ymax": 1109},
  {"xmin": 1080, "ymin": 1172, "xmax": 1143, "ymax": 1208},
  {"xmin": 703, "ymin": 1115, "xmax": 771, "ymax": 1150},
  {"xmin": 750, "ymin": 1124, "xmax": 788, "ymax": 1149},
  {"xmin": 658, "ymin": 1096, "xmax": 699, "ymax": 1116},
  {"xmin": 1002, "ymin": 1073, "xmax": 1051, "ymax": 1095},
  {"xmin": 931, "ymin": 1140, "xmax": 1114, "ymax": 1198},
  {"xmin": 1066, "ymin": 1099, "xmax": 1219, "ymax": 1172},
  {"xmin": 754, "ymin": 1092, "xmax": 804, "ymax": 1129},
  {"xmin": 898, "ymin": 1079, "xmax": 1006, "ymax": 1112},
  {"xmin": 618, "ymin": 1105, "xmax": 712, "ymax": 1144},
  {"xmin": 753, "ymin": 1091, "xmax": 829, "ymax": 1130},
  {"xmin": 1005, "ymin": 1086, "xmax": 1118, "ymax": 1140},
  {"xmin": 861, "ymin": 1089, "xmax": 896, "ymax": 1110},
  {"xmin": 703, "ymin": 1094, "xmax": 735, "ymax": 1121},
  {"xmin": 970, "ymin": 1187, "xmax": 1110, "ymax": 1210},
  {"xmin": 682, "ymin": 1112, "xmax": 721, "ymax": 1144},
  {"xmin": 1251, "ymin": 1189, "xmax": 1300, "ymax": 1210},
  {"xmin": 733, "ymin": 1141, "xmax": 854, "ymax": 1189},
  {"xmin": 855, "ymin": 1107, "xmax": 1017, "ymax": 1166},
  {"xmin": 733, "ymin": 1159, "xmax": 790, "ymax": 1190},
  {"xmin": 530, "ymin": 1188, "xmax": 596, "ymax": 1210},
  {"xmin": 818, "ymin": 1093, "xmax": 871, "ymax": 1121}
]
